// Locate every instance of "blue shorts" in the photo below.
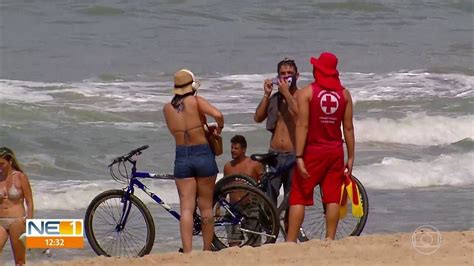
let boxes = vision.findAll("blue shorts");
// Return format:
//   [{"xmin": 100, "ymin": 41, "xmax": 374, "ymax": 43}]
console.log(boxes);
[{"xmin": 174, "ymin": 144, "xmax": 219, "ymax": 179}]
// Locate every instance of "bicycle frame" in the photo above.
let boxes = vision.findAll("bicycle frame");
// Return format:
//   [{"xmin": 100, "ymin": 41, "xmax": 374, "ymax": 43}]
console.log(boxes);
[
  {"xmin": 255, "ymin": 162, "xmax": 285, "ymax": 194},
  {"xmin": 114, "ymin": 158, "xmax": 241, "ymax": 235},
  {"xmin": 114, "ymin": 158, "xmax": 184, "ymax": 233}
]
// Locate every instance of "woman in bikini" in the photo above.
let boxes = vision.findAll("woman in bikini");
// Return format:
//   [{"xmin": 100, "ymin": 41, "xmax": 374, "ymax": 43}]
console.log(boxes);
[
  {"xmin": 163, "ymin": 69, "xmax": 224, "ymax": 253},
  {"xmin": 0, "ymin": 147, "xmax": 34, "ymax": 265}
]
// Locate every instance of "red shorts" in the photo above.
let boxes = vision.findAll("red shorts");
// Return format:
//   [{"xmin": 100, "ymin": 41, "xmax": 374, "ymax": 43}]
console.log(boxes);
[{"xmin": 289, "ymin": 145, "xmax": 344, "ymax": 206}]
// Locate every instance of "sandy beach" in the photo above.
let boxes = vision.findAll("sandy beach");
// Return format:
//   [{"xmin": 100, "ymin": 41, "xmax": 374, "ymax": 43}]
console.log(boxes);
[{"xmin": 35, "ymin": 231, "xmax": 473, "ymax": 266}]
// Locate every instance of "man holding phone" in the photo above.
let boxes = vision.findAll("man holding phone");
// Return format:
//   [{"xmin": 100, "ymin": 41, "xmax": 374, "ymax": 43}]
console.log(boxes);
[{"xmin": 254, "ymin": 58, "xmax": 300, "ymax": 208}]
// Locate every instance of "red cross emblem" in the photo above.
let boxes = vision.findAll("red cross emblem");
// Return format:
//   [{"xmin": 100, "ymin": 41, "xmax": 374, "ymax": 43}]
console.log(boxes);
[{"xmin": 320, "ymin": 93, "xmax": 339, "ymax": 115}]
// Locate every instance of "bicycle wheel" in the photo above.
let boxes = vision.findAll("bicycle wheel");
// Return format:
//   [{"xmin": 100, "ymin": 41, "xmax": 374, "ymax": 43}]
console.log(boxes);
[
  {"xmin": 212, "ymin": 184, "xmax": 279, "ymax": 249},
  {"xmin": 85, "ymin": 190, "xmax": 155, "ymax": 257},
  {"xmin": 296, "ymin": 175, "xmax": 369, "ymax": 241},
  {"xmin": 214, "ymin": 174, "xmax": 258, "ymax": 193}
]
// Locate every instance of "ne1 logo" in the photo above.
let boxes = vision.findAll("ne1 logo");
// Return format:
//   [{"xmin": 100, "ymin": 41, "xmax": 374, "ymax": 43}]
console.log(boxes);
[{"xmin": 26, "ymin": 219, "xmax": 84, "ymax": 249}]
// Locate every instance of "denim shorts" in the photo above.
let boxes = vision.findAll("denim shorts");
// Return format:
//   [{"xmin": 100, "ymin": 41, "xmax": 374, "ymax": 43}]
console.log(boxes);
[{"xmin": 174, "ymin": 144, "xmax": 219, "ymax": 179}]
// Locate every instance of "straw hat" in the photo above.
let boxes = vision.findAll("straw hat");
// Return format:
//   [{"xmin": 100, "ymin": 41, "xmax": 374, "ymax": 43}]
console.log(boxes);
[{"xmin": 173, "ymin": 69, "xmax": 199, "ymax": 95}]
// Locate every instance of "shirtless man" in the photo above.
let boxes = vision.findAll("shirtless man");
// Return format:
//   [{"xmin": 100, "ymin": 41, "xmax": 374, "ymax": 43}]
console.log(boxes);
[
  {"xmin": 254, "ymin": 58, "xmax": 300, "ymax": 205},
  {"xmin": 223, "ymin": 135, "xmax": 262, "ymax": 181},
  {"xmin": 223, "ymin": 135, "xmax": 262, "ymax": 246}
]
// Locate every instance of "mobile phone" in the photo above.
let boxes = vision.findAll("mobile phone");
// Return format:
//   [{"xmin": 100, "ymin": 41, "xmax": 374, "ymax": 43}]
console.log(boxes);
[{"xmin": 271, "ymin": 76, "xmax": 293, "ymax": 85}]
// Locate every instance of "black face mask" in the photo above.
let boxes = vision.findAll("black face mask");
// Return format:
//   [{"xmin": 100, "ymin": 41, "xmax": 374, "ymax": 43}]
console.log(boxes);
[
  {"xmin": 274, "ymin": 75, "xmax": 297, "ymax": 88},
  {"xmin": 289, "ymin": 74, "xmax": 297, "ymax": 88}
]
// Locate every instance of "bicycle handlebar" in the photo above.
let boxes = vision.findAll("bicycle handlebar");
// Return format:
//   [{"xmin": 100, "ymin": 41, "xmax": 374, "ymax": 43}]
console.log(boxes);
[{"xmin": 108, "ymin": 145, "xmax": 149, "ymax": 167}]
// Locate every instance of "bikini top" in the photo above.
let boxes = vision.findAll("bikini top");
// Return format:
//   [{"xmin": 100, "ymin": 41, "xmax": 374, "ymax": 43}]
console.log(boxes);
[
  {"xmin": 175, "ymin": 125, "xmax": 204, "ymax": 144},
  {"xmin": 173, "ymin": 96, "xmax": 205, "ymax": 144},
  {"xmin": 0, "ymin": 171, "xmax": 22, "ymax": 200}
]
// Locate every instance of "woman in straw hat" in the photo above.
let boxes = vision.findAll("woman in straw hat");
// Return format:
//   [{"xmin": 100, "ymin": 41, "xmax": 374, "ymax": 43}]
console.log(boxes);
[
  {"xmin": 163, "ymin": 69, "xmax": 224, "ymax": 253},
  {"xmin": 0, "ymin": 147, "xmax": 34, "ymax": 265}
]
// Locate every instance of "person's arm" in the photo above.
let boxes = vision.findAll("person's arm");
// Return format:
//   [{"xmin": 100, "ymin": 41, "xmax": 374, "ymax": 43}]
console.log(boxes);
[
  {"xmin": 21, "ymin": 173, "xmax": 34, "ymax": 219},
  {"xmin": 342, "ymin": 90, "xmax": 355, "ymax": 176},
  {"xmin": 252, "ymin": 161, "xmax": 264, "ymax": 182},
  {"xmin": 278, "ymin": 79, "xmax": 298, "ymax": 119},
  {"xmin": 223, "ymin": 162, "xmax": 231, "ymax": 176},
  {"xmin": 295, "ymin": 85, "xmax": 311, "ymax": 178},
  {"xmin": 196, "ymin": 96, "xmax": 224, "ymax": 134},
  {"xmin": 254, "ymin": 79, "xmax": 273, "ymax": 122},
  {"xmin": 162, "ymin": 104, "xmax": 173, "ymax": 133}
]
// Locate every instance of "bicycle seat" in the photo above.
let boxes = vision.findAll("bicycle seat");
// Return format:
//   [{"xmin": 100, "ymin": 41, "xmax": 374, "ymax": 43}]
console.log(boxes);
[{"xmin": 250, "ymin": 152, "xmax": 278, "ymax": 164}]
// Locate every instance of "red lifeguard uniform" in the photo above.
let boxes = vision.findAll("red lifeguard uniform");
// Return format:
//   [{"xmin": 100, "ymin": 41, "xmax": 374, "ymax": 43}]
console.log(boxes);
[{"xmin": 289, "ymin": 81, "xmax": 347, "ymax": 205}]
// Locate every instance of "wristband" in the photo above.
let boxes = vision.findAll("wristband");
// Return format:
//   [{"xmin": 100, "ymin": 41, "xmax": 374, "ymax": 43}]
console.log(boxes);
[
  {"xmin": 263, "ymin": 94, "xmax": 270, "ymax": 99},
  {"xmin": 296, "ymin": 155, "xmax": 303, "ymax": 159}
]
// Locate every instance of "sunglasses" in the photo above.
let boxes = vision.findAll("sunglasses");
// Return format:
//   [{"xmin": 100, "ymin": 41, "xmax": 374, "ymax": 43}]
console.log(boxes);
[{"xmin": 279, "ymin": 58, "xmax": 295, "ymax": 64}]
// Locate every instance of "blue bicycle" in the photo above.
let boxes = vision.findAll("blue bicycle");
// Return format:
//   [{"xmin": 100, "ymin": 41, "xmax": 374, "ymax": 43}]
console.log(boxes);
[{"xmin": 84, "ymin": 145, "xmax": 279, "ymax": 257}]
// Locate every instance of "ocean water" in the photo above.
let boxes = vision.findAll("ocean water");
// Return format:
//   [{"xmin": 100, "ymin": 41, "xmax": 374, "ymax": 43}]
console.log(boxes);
[{"xmin": 0, "ymin": 0, "xmax": 473, "ymax": 263}]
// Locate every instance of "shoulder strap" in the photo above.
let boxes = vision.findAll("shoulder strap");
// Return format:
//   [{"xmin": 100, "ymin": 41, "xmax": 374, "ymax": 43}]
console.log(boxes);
[
  {"xmin": 11, "ymin": 170, "xmax": 20, "ymax": 179},
  {"xmin": 195, "ymin": 96, "xmax": 209, "ymax": 129}
]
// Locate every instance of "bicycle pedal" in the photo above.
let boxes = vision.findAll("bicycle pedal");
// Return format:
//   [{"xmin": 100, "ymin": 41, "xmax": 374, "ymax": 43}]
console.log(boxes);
[{"xmin": 178, "ymin": 248, "xmax": 184, "ymax": 253}]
